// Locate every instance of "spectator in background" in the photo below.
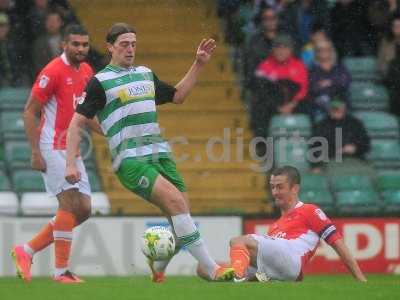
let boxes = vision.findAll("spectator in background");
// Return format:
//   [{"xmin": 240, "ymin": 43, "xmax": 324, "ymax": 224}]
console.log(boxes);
[
  {"xmin": 0, "ymin": 0, "xmax": 26, "ymax": 51},
  {"xmin": 384, "ymin": 44, "xmax": 400, "ymax": 116},
  {"xmin": 256, "ymin": 34, "xmax": 308, "ymax": 115},
  {"xmin": 247, "ymin": 34, "xmax": 307, "ymax": 150},
  {"xmin": 243, "ymin": 6, "xmax": 279, "ymax": 89},
  {"xmin": 301, "ymin": 23, "xmax": 329, "ymax": 67},
  {"xmin": 26, "ymin": 0, "xmax": 49, "ymax": 43},
  {"xmin": 279, "ymin": 0, "xmax": 330, "ymax": 51},
  {"xmin": 32, "ymin": 10, "xmax": 63, "ymax": 77},
  {"xmin": 367, "ymin": 0, "xmax": 400, "ymax": 54},
  {"xmin": 378, "ymin": 14, "xmax": 400, "ymax": 77},
  {"xmin": 310, "ymin": 98, "xmax": 370, "ymax": 172},
  {"xmin": 308, "ymin": 39, "xmax": 351, "ymax": 121},
  {"xmin": 330, "ymin": 0, "xmax": 372, "ymax": 57},
  {"xmin": 0, "ymin": 13, "xmax": 26, "ymax": 87}
]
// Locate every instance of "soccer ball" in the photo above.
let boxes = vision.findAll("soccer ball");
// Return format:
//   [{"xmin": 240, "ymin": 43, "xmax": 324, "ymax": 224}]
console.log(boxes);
[{"xmin": 141, "ymin": 226, "xmax": 176, "ymax": 261}]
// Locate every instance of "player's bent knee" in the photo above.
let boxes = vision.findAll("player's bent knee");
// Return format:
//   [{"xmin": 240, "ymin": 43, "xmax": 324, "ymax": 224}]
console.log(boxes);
[
  {"xmin": 75, "ymin": 195, "xmax": 91, "ymax": 224},
  {"xmin": 163, "ymin": 193, "xmax": 187, "ymax": 215}
]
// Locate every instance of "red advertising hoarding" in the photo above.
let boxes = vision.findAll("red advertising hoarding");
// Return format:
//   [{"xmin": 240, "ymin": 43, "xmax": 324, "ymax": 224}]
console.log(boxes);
[{"xmin": 244, "ymin": 218, "xmax": 400, "ymax": 274}]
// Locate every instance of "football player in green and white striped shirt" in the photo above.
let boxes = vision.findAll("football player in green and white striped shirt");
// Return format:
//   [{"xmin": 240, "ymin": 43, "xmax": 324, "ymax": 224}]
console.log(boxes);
[{"xmin": 65, "ymin": 23, "xmax": 234, "ymax": 282}]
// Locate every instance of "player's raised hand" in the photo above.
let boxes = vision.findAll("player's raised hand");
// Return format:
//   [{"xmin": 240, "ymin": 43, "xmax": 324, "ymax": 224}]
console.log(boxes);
[
  {"xmin": 65, "ymin": 164, "xmax": 81, "ymax": 184},
  {"xmin": 195, "ymin": 38, "xmax": 216, "ymax": 66}
]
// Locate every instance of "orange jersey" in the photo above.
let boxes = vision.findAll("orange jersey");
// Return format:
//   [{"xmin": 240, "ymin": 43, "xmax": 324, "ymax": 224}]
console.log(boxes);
[
  {"xmin": 268, "ymin": 202, "xmax": 342, "ymax": 266},
  {"xmin": 31, "ymin": 53, "xmax": 93, "ymax": 150}
]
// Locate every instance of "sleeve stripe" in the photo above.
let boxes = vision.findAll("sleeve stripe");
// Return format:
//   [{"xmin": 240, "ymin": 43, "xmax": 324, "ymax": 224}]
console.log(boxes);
[
  {"xmin": 320, "ymin": 225, "xmax": 337, "ymax": 240},
  {"xmin": 324, "ymin": 229, "xmax": 337, "ymax": 242}
]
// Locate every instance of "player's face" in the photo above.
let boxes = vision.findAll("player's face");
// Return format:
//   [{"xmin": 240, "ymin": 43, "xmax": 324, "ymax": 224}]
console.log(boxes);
[
  {"xmin": 108, "ymin": 33, "xmax": 137, "ymax": 68},
  {"xmin": 63, "ymin": 34, "xmax": 90, "ymax": 65},
  {"xmin": 269, "ymin": 175, "xmax": 299, "ymax": 209}
]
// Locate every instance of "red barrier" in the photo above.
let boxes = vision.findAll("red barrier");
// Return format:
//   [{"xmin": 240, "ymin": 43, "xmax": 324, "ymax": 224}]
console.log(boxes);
[{"xmin": 244, "ymin": 218, "xmax": 400, "ymax": 274}]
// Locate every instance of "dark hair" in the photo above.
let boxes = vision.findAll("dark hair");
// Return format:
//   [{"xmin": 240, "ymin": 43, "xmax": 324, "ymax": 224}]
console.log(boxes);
[
  {"xmin": 253, "ymin": 5, "xmax": 275, "ymax": 27},
  {"xmin": 271, "ymin": 166, "xmax": 301, "ymax": 186},
  {"xmin": 63, "ymin": 24, "xmax": 88, "ymax": 41},
  {"xmin": 106, "ymin": 23, "xmax": 136, "ymax": 44},
  {"xmin": 46, "ymin": 8, "xmax": 63, "ymax": 20}
]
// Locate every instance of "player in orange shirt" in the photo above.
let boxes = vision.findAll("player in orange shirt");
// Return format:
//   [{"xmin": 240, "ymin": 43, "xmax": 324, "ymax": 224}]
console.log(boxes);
[
  {"xmin": 11, "ymin": 24, "xmax": 101, "ymax": 284},
  {"xmin": 198, "ymin": 166, "xmax": 366, "ymax": 282}
]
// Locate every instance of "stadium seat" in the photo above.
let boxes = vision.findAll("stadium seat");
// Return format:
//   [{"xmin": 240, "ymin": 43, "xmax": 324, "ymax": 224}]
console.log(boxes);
[
  {"xmin": 0, "ymin": 111, "xmax": 26, "ymax": 140},
  {"xmin": 300, "ymin": 189, "xmax": 334, "ymax": 214},
  {"xmin": 273, "ymin": 138, "xmax": 310, "ymax": 172},
  {"xmin": 336, "ymin": 190, "xmax": 381, "ymax": 215},
  {"xmin": 4, "ymin": 141, "xmax": 31, "ymax": 169},
  {"xmin": 0, "ymin": 191, "xmax": 19, "ymax": 215},
  {"xmin": 377, "ymin": 171, "xmax": 400, "ymax": 191},
  {"xmin": 330, "ymin": 174, "xmax": 373, "ymax": 191},
  {"xmin": 20, "ymin": 193, "xmax": 57, "ymax": 216},
  {"xmin": 301, "ymin": 173, "xmax": 329, "ymax": 191},
  {"xmin": 343, "ymin": 56, "xmax": 378, "ymax": 81},
  {"xmin": 354, "ymin": 112, "xmax": 399, "ymax": 139},
  {"xmin": 349, "ymin": 82, "xmax": 389, "ymax": 111},
  {"xmin": 366, "ymin": 140, "xmax": 400, "ymax": 169},
  {"xmin": 0, "ymin": 170, "xmax": 11, "ymax": 190},
  {"xmin": 382, "ymin": 191, "xmax": 400, "ymax": 214},
  {"xmin": 91, "ymin": 192, "xmax": 111, "ymax": 215},
  {"xmin": 0, "ymin": 87, "xmax": 30, "ymax": 110},
  {"xmin": 87, "ymin": 170, "xmax": 102, "ymax": 192},
  {"xmin": 12, "ymin": 170, "xmax": 45, "ymax": 193},
  {"xmin": 269, "ymin": 114, "xmax": 311, "ymax": 138}
]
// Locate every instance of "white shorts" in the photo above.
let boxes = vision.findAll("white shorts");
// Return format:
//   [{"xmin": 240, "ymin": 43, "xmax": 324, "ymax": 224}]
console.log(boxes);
[
  {"xmin": 251, "ymin": 234, "xmax": 302, "ymax": 281},
  {"xmin": 40, "ymin": 149, "xmax": 91, "ymax": 197}
]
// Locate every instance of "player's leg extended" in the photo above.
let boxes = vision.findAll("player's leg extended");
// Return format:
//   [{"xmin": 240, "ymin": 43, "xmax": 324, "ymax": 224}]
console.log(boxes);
[
  {"xmin": 229, "ymin": 235, "xmax": 258, "ymax": 279},
  {"xmin": 52, "ymin": 189, "xmax": 90, "ymax": 283},
  {"xmin": 150, "ymin": 176, "xmax": 233, "ymax": 281}
]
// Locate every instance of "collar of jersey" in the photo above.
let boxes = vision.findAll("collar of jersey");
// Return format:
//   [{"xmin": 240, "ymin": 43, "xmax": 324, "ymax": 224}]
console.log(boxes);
[{"xmin": 106, "ymin": 64, "xmax": 136, "ymax": 73}]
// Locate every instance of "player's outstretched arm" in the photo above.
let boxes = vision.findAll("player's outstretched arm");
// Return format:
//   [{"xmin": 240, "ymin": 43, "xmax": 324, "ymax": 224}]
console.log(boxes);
[
  {"xmin": 331, "ymin": 238, "xmax": 367, "ymax": 282},
  {"xmin": 65, "ymin": 112, "xmax": 89, "ymax": 184},
  {"xmin": 173, "ymin": 38, "xmax": 216, "ymax": 104},
  {"xmin": 23, "ymin": 95, "xmax": 46, "ymax": 172}
]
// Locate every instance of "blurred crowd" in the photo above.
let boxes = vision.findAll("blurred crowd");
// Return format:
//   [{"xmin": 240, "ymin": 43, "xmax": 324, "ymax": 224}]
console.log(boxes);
[
  {"xmin": 218, "ymin": 0, "xmax": 400, "ymax": 170},
  {"xmin": 0, "ymin": 0, "xmax": 104, "ymax": 88}
]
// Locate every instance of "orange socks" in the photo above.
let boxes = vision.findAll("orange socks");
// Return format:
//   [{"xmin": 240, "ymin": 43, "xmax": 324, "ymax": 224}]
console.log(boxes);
[
  {"xmin": 27, "ymin": 217, "xmax": 55, "ymax": 253},
  {"xmin": 53, "ymin": 210, "xmax": 76, "ymax": 269},
  {"xmin": 230, "ymin": 245, "xmax": 250, "ymax": 278}
]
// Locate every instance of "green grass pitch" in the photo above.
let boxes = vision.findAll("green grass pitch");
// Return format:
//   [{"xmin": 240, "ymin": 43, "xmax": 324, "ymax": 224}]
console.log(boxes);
[{"xmin": 0, "ymin": 275, "xmax": 399, "ymax": 300}]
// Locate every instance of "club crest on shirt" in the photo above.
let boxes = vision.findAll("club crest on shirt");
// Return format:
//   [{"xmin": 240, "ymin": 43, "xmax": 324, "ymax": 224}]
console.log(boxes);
[
  {"xmin": 39, "ymin": 75, "xmax": 50, "ymax": 88},
  {"xmin": 73, "ymin": 92, "xmax": 86, "ymax": 109}
]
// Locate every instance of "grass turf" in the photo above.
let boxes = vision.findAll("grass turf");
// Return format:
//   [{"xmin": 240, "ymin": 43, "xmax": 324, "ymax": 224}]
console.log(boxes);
[{"xmin": 0, "ymin": 275, "xmax": 399, "ymax": 300}]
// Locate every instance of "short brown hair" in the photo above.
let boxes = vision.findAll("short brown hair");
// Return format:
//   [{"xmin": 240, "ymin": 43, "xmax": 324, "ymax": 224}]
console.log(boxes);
[
  {"xmin": 106, "ymin": 23, "xmax": 136, "ymax": 44},
  {"xmin": 271, "ymin": 166, "xmax": 301, "ymax": 186}
]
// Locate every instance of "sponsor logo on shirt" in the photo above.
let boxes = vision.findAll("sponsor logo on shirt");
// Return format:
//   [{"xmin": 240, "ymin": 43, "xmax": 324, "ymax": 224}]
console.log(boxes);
[
  {"xmin": 39, "ymin": 75, "xmax": 50, "ymax": 88},
  {"xmin": 66, "ymin": 77, "xmax": 73, "ymax": 85},
  {"xmin": 118, "ymin": 82, "xmax": 155, "ymax": 103}
]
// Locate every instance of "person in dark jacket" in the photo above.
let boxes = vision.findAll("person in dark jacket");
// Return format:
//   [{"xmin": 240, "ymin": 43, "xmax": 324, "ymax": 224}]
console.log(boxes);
[
  {"xmin": 310, "ymin": 98, "xmax": 370, "ymax": 170},
  {"xmin": 308, "ymin": 39, "xmax": 351, "ymax": 121},
  {"xmin": 243, "ymin": 6, "xmax": 279, "ymax": 89}
]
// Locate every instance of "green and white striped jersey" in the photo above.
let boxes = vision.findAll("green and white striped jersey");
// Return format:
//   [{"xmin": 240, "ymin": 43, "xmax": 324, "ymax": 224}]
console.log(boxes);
[{"xmin": 76, "ymin": 64, "xmax": 176, "ymax": 171}]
